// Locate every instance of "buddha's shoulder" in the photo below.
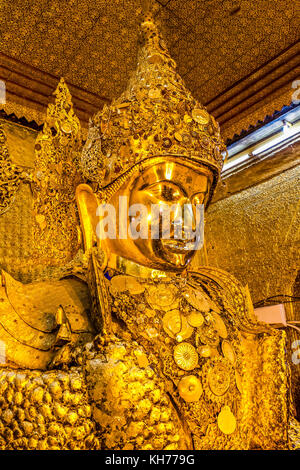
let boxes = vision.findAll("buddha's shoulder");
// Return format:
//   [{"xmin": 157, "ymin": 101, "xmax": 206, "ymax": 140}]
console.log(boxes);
[
  {"xmin": 187, "ymin": 265, "xmax": 246, "ymax": 296},
  {"xmin": 187, "ymin": 266, "xmax": 270, "ymax": 334},
  {"xmin": 0, "ymin": 270, "xmax": 94, "ymax": 370}
]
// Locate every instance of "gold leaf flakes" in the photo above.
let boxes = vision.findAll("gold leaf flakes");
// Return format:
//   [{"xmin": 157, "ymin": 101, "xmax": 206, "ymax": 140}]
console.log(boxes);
[
  {"xmin": 35, "ymin": 214, "xmax": 46, "ymax": 230},
  {"xmin": 148, "ymin": 88, "xmax": 161, "ymax": 99}
]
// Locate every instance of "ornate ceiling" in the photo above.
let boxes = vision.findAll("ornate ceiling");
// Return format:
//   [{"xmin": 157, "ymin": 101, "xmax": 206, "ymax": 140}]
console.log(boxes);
[{"xmin": 0, "ymin": 0, "xmax": 299, "ymax": 139}]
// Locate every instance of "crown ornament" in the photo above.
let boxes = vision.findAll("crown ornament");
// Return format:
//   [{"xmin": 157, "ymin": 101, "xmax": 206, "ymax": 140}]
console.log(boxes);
[{"xmin": 81, "ymin": 13, "xmax": 226, "ymax": 196}]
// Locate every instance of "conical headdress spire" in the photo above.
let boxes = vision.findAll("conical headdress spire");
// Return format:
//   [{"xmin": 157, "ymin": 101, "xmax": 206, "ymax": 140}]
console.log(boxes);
[{"xmin": 81, "ymin": 13, "xmax": 226, "ymax": 194}]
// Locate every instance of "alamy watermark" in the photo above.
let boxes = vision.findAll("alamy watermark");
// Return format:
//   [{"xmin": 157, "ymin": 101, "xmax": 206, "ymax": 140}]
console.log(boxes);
[
  {"xmin": 292, "ymin": 340, "xmax": 300, "ymax": 365},
  {"xmin": 95, "ymin": 197, "xmax": 204, "ymax": 251},
  {"xmin": 0, "ymin": 340, "xmax": 5, "ymax": 364},
  {"xmin": 0, "ymin": 80, "xmax": 6, "ymax": 104},
  {"xmin": 291, "ymin": 79, "xmax": 300, "ymax": 105}
]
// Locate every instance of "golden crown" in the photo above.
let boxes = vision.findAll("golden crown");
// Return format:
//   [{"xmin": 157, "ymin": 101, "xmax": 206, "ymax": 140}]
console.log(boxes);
[{"xmin": 81, "ymin": 14, "xmax": 226, "ymax": 192}]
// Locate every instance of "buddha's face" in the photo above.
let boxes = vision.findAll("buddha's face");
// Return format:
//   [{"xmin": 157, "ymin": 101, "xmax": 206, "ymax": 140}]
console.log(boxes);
[{"xmin": 102, "ymin": 159, "xmax": 213, "ymax": 271}]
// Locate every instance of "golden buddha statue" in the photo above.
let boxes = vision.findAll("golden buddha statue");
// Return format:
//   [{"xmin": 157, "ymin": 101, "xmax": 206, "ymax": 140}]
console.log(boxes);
[{"xmin": 0, "ymin": 14, "xmax": 298, "ymax": 450}]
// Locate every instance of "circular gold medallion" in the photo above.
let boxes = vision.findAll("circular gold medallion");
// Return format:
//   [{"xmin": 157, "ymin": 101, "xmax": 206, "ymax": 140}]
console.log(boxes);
[
  {"xmin": 173, "ymin": 342, "xmax": 198, "ymax": 371},
  {"xmin": 176, "ymin": 315, "xmax": 194, "ymax": 342},
  {"xmin": 198, "ymin": 345, "xmax": 211, "ymax": 358},
  {"xmin": 211, "ymin": 312, "xmax": 227, "ymax": 339},
  {"xmin": 187, "ymin": 311, "xmax": 204, "ymax": 328},
  {"xmin": 110, "ymin": 275, "xmax": 144, "ymax": 295},
  {"xmin": 192, "ymin": 108, "xmax": 210, "ymax": 125},
  {"xmin": 61, "ymin": 121, "xmax": 73, "ymax": 134},
  {"xmin": 162, "ymin": 310, "xmax": 182, "ymax": 338},
  {"xmin": 127, "ymin": 278, "xmax": 145, "ymax": 295},
  {"xmin": 178, "ymin": 375, "xmax": 202, "ymax": 402},
  {"xmin": 145, "ymin": 284, "xmax": 178, "ymax": 310},
  {"xmin": 221, "ymin": 340, "xmax": 236, "ymax": 365},
  {"xmin": 198, "ymin": 324, "xmax": 220, "ymax": 347},
  {"xmin": 174, "ymin": 132, "xmax": 183, "ymax": 142},
  {"xmin": 110, "ymin": 275, "xmax": 128, "ymax": 293},
  {"xmin": 207, "ymin": 362, "xmax": 231, "ymax": 396},
  {"xmin": 217, "ymin": 406, "xmax": 237, "ymax": 435}
]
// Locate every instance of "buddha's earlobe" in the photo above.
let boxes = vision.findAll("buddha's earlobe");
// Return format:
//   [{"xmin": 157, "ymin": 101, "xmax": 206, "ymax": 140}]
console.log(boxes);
[{"xmin": 76, "ymin": 184, "xmax": 99, "ymax": 252}]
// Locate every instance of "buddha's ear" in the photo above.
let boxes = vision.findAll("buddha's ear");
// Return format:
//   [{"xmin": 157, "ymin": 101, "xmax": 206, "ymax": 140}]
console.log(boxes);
[{"xmin": 76, "ymin": 184, "xmax": 99, "ymax": 252}]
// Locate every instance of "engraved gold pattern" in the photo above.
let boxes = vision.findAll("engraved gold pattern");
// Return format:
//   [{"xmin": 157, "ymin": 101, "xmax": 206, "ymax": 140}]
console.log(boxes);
[{"xmin": 173, "ymin": 342, "xmax": 198, "ymax": 371}]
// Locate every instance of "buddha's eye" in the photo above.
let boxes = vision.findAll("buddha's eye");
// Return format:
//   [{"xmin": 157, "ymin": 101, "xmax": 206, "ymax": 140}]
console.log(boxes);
[{"xmin": 146, "ymin": 182, "xmax": 182, "ymax": 201}]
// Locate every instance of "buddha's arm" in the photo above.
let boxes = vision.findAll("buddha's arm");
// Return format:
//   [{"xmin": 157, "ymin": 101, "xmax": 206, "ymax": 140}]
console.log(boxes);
[
  {"xmin": 240, "ymin": 329, "xmax": 289, "ymax": 449},
  {"xmin": 85, "ymin": 337, "xmax": 191, "ymax": 450},
  {"xmin": 188, "ymin": 265, "xmax": 290, "ymax": 449},
  {"xmin": 0, "ymin": 269, "xmax": 94, "ymax": 370}
]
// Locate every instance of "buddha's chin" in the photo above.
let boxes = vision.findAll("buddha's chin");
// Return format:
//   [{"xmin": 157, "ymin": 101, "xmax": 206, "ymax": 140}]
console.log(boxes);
[{"xmin": 155, "ymin": 239, "xmax": 194, "ymax": 270}]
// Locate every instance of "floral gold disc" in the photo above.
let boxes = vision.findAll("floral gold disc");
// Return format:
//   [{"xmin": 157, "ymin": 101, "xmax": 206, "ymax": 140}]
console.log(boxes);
[
  {"xmin": 61, "ymin": 121, "xmax": 73, "ymax": 134},
  {"xmin": 178, "ymin": 375, "xmax": 203, "ymax": 402},
  {"xmin": 217, "ymin": 406, "xmax": 237, "ymax": 435},
  {"xmin": 173, "ymin": 342, "xmax": 198, "ymax": 371}
]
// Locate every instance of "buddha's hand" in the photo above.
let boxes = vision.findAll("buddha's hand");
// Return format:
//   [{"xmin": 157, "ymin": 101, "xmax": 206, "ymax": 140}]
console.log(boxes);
[{"xmin": 84, "ymin": 338, "xmax": 187, "ymax": 450}]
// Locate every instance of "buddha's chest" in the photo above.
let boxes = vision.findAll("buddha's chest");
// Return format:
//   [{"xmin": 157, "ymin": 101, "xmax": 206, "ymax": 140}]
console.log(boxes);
[{"xmin": 108, "ymin": 274, "xmax": 242, "ymax": 404}]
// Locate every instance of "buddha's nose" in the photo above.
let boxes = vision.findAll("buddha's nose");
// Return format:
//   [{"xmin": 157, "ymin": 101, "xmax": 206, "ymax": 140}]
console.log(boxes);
[{"xmin": 171, "ymin": 200, "xmax": 196, "ymax": 240}]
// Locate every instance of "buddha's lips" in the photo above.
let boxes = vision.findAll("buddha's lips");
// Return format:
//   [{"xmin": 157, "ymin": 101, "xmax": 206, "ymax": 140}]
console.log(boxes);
[{"xmin": 161, "ymin": 238, "xmax": 197, "ymax": 252}]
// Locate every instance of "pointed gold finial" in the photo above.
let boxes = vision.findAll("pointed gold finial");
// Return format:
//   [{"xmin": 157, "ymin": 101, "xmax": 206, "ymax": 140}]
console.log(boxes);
[
  {"xmin": 32, "ymin": 78, "xmax": 83, "ymax": 267},
  {"xmin": 81, "ymin": 14, "xmax": 226, "ymax": 198},
  {"xmin": 0, "ymin": 123, "xmax": 25, "ymax": 215}
]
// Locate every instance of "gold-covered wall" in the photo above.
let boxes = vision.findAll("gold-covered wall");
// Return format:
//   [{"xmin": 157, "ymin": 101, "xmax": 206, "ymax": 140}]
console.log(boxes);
[
  {"xmin": 203, "ymin": 152, "xmax": 300, "ymax": 414},
  {"xmin": 205, "ymin": 164, "xmax": 300, "ymax": 304}
]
